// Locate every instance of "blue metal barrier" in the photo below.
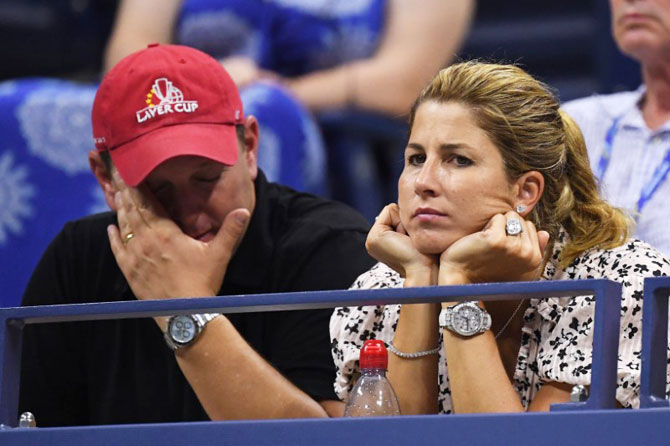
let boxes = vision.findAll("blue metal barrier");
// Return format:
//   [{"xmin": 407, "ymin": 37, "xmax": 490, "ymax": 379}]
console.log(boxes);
[
  {"xmin": 640, "ymin": 276, "xmax": 670, "ymax": 408},
  {"xmin": 0, "ymin": 278, "xmax": 667, "ymax": 445}
]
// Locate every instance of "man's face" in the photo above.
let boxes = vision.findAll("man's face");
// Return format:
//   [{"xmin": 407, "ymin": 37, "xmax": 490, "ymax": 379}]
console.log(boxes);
[
  {"xmin": 610, "ymin": 0, "xmax": 670, "ymax": 63},
  {"xmin": 142, "ymin": 148, "xmax": 257, "ymax": 242}
]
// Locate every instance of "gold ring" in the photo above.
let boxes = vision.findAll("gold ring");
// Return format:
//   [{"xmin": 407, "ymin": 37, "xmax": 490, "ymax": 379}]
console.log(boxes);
[{"xmin": 124, "ymin": 232, "xmax": 135, "ymax": 244}]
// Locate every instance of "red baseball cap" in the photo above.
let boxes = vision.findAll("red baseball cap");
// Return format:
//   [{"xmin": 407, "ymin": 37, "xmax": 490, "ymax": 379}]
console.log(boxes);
[{"xmin": 92, "ymin": 43, "xmax": 244, "ymax": 186}]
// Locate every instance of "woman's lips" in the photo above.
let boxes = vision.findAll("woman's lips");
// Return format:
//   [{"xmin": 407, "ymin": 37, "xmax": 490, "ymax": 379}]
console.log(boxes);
[{"xmin": 413, "ymin": 207, "xmax": 447, "ymax": 223}]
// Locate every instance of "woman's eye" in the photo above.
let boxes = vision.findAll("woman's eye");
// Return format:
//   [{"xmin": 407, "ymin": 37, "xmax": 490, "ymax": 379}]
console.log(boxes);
[
  {"xmin": 454, "ymin": 155, "xmax": 472, "ymax": 166},
  {"xmin": 407, "ymin": 154, "xmax": 425, "ymax": 165}
]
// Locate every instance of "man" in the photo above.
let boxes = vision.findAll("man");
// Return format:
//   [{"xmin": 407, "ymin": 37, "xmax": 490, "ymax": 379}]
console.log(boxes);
[
  {"xmin": 563, "ymin": 0, "xmax": 670, "ymax": 256},
  {"xmin": 19, "ymin": 44, "xmax": 375, "ymax": 426}
]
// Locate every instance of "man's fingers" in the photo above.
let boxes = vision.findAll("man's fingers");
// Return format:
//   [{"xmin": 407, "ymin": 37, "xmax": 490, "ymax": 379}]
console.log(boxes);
[
  {"xmin": 118, "ymin": 186, "xmax": 168, "ymax": 232},
  {"xmin": 124, "ymin": 184, "xmax": 159, "ymax": 228},
  {"xmin": 115, "ymin": 191, "xmax": 135, "ymax": 238},
  {"xmin": 212, "ymin": 208, "xmax": 251, "ymax": 260},
  {"xmin": 111, "ymin": 168, "xmax": 127, "ymax": 191},
  {"xmin": 107, "ymin": 224, "xmax": 126, "ymax": 262}
]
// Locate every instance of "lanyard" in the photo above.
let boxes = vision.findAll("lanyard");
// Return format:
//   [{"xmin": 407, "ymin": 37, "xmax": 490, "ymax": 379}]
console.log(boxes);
[{"xmin": 597, "ymin": 116, "xmax": 670, "ymax": 213}]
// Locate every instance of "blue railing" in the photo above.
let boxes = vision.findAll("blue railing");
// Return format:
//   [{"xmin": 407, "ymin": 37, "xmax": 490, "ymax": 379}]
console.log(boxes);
[
  {"xmin": 0, "ymin": 277, "xmax": 668, "ymax": 445},
  {"xmin": 640, "ymin": 276, "xmax": 670, "ymax": 408}
]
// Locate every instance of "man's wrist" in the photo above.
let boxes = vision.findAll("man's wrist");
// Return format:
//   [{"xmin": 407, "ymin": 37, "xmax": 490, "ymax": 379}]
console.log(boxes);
[{"xmin": 154, "ymin": 315, "xmax": 170, "ymax": 332}]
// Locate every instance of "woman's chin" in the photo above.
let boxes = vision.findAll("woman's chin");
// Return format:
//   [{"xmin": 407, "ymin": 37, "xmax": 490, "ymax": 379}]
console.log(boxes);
[{"xmin": 411, "ymin": 236, "xmax": 454, "ymax": 256}]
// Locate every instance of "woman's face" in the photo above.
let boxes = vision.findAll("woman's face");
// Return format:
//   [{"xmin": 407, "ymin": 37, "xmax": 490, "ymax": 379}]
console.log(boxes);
[{"xmin": 398, "ymin": 101, "xmax": 518, "ymax": 255}]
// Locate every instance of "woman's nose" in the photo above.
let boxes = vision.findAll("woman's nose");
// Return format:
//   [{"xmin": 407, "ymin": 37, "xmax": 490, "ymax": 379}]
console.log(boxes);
[{"xmin": 414, "ymin": 160, "xmax": 440, "ymax": 196}]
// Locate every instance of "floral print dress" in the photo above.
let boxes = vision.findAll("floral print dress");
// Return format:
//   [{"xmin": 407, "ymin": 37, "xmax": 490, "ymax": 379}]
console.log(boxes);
[{"xmin": 330, "ymin": 231, "xmax": 670, "ymax": 411}]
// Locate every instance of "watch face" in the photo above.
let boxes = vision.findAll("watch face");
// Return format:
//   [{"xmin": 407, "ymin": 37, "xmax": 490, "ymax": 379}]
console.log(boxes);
[
  {"xmin": 453, "ymin": 305, "xmax": 481, "ymax": 335},
  {"xmin": 169, "ymin": 315, "xmax": 197, "ymax": 345}
]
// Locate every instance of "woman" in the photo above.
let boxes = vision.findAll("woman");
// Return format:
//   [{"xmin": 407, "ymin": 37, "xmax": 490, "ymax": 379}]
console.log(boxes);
[{"xmin": 330, "ymin": 61, "xmax": 670, "ymax": 414}]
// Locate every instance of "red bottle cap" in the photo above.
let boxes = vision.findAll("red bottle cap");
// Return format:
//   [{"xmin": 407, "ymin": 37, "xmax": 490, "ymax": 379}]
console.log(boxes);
[{"xmin": 359, "ymin": 339, "xmax": 388, "ymax": 370}]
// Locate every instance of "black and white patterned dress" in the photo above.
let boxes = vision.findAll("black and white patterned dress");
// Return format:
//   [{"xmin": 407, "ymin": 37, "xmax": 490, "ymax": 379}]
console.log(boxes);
[{"xmin": 330, "ymin": 231, "xmax": 670, "ymax": 411}]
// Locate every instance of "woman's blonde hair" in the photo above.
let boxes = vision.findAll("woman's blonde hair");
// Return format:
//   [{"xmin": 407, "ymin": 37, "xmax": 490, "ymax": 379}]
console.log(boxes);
[{"xmin": 408, "ymin": 61, "xmax": 630, "ymax": 267}]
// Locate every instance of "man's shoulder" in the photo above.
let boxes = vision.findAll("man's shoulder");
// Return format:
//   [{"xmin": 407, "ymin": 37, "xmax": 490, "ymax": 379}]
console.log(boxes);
[
  {"xmin": 22, "ymin": 211, "xmax": 122, "ymax": 307},
  {"xmin": 562, "ymin": 90, "xmax": 641, "ymax": 124},
  {"xmin": 267, "ymin": 183, "xmax": 371, "ymax": 234},
  {"xmin": 259, "ymin": 184, "xmax": 375, "ymax": 291},
  {"xmin": 55, "ymin": 212, "xmax": 117, "ymax": 244}
]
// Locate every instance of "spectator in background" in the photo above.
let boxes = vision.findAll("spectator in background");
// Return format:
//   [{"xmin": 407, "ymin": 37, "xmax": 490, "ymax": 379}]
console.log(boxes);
[
  {"xmin": 104, "ymin": 0, "xmax": 475, "ymax": 214},
  {"xmin": 331, "ymin": 62, "xmax": 670, "ymax": 414},
  {"xmin": 105, "ymin": 0, "xmax": 474, "ymax": 116},
  {"xmin": 563, "ymin": 0, "xmax": 670, "ymax": 256}
]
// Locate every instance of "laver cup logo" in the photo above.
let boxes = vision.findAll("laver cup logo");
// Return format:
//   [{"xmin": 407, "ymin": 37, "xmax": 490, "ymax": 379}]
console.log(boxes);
[{"xmin": 136, "ymin": 78, "xmax": 199, "ymax": 123}]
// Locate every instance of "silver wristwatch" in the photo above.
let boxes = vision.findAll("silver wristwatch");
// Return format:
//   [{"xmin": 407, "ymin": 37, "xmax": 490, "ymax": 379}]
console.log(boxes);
[
  {"xmin": 164, "ymin": 313, "xmax": 221, "ymax": 351},
  {"xmin": 439, "ymin": 302, "xmax": 491, "ymax": 337}
]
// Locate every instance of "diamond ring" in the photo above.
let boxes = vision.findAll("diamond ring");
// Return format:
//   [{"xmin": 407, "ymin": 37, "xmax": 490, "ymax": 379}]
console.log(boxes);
[{"xmin": 505, "ymin": 218, "xmax": 523, "ymax": 236}]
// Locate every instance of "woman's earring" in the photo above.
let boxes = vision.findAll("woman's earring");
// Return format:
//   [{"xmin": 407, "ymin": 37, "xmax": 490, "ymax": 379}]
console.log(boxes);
[{"xmin": 515, "ymin": 205, "xmax": 526, "ymax": 214}]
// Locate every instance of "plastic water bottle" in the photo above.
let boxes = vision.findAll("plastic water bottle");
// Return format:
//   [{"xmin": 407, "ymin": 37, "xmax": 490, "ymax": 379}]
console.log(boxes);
[{"xmin": 343, "ymin": 339, "xmax": 401, "ymax": 416}]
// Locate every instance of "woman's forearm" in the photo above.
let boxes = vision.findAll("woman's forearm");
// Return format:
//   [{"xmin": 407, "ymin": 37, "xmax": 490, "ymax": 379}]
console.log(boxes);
[
  {"xmin": 387, "ymin": 272, "xmax": 440, "ymax": 414},
  {"xmin": 437, "ymin": 271, "xmax": 524, "ymax": 413},
  {"xmin": 441, "ymin": 325, "xmax": 524, "ymax": 413},
  {"xmin": 287, "ymin": 0, "xmax": 475, "ymax": 115},
  {"xmin": 103, "ymin": 0, "xmax": 182, "ymax": 72},
  {"xmin": 286, "ymin": 61, "xmax": 424, "ymax": 116}
]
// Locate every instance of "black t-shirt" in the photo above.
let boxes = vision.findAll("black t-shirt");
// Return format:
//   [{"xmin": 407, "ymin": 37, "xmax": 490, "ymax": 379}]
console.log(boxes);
[{"xmin": 19, "ymin": 173, "xmax": 375, "ymax": 426}]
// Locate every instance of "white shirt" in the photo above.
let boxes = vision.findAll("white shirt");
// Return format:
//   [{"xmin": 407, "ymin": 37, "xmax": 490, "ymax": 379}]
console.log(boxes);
[{"xmin": 563, "ymin": 87, "xmax": 670, "ymax": 257}]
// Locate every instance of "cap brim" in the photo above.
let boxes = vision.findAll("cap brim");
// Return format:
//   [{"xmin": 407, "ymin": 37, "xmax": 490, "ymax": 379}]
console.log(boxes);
[{"xmin": 109, "ymin": 123, "xmax": 239, "ymax": 187}]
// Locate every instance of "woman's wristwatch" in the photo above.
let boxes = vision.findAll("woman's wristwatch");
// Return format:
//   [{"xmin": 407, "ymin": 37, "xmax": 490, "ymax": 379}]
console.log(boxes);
[
  {"xmin": 164, "ymin": 313, "xmax": 221, "ymax": 351},
  {"xmin": 439, "ymin": 302, "xmax": 491, "ymax": 337}
]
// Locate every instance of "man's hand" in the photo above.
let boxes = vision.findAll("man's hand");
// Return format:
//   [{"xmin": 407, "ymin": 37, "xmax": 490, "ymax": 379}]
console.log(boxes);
[
  {"xmin": 107, "ymin": 174, "xmax": 250, "ymax": 300},
  {"xmin": 438, "ymin": 210, "xmax": 550, "ymax": 285},
  {"xmin": 366, "ymin": 204, "xmax": 437, "ymax": 281}
]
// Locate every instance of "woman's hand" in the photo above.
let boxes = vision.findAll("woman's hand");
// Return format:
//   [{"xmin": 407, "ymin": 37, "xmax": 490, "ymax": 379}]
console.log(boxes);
[
  {"xmin": 366, "ymin": 204, "xmax": 438, "ymax": 283},
  {"xmin": 439, "ymin": 211, "xmax": 550, "ymax": 285}
]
